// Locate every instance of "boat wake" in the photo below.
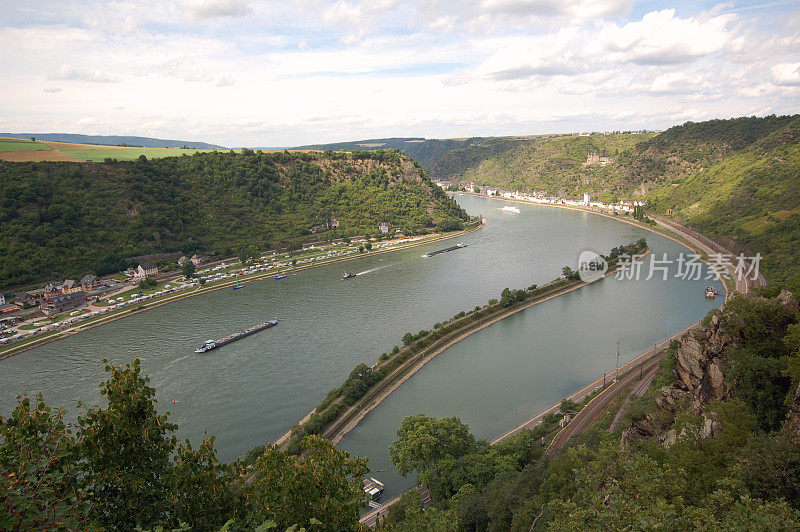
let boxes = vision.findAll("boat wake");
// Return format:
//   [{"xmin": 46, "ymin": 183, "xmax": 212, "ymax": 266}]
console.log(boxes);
[
  {"xmin": 500, "ymin": 205, "xmax": 521, "ymax": 213},
  {"xmin": 357, "ymin": 266, "xmax": 384, "ymax": 276}
]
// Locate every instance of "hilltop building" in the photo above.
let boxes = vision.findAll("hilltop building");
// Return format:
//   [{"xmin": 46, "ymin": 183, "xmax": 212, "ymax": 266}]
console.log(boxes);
[{"xmin": 585, "ymin": 151, "xmax": 610, "ymax": 166}]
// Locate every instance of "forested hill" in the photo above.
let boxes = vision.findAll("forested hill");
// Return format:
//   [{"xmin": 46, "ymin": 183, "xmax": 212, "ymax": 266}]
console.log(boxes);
[
  {"xmin": 299, "ymin": 133, "xmax": 657, "ymax": 196},
  {"xmin": 0, "ymin": 149, "xmax": 468, "ymax": 289},
  {"xmin": 296, "ymin": 137, "xmax": 489, "ymax": 169},
  {"xmin": 306, "ymin": 116, "xmax": 800, "ymax": 287},
  {"xmin": 646, "ymin": 115, "xmax": 800, "ymax": 285}
]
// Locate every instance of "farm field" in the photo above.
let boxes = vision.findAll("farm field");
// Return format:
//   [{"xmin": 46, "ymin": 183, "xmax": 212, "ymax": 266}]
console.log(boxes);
[
  {"xmin": 0, "ymin": 138, "xmax": 228, "ymax": 162},
  {"xmin": 46, "ymin": 141, "xmax": 221, "ymax": 161},
  {"xmin": 0, "ymin": 138, "xmax": 52, "ymax": 151}
]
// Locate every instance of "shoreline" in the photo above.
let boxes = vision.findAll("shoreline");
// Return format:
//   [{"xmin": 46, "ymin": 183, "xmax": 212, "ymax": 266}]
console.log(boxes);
[
  {"xmin": 320, "ymin": 196, "xmax": 747, "ymax": 449},
  {"xmin": 460, "ymin": 192, "xmax": 761, "ymax": 293},
  {"xmin": 277, "ymin": 244, "xmax": 651, "ymax": 448},
  {"xmin": 0, "ymin": 222, "xmax": 484, "ymax": 362}
]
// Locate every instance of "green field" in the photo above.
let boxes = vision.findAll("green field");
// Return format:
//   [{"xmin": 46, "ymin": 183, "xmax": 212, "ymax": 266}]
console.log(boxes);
[
  {"xmin": 0, "ymin": 139, "xmax": 52, "ymax": 152},
  {"xmin": 59, "ymin": 147, "xmax": 222, "ymax": 161}
]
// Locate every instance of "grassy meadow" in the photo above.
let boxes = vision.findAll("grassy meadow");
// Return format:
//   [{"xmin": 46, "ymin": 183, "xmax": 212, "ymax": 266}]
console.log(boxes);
[{"xmin": 0, "ymin": 138, "xmax": 52, "ymax": 152}]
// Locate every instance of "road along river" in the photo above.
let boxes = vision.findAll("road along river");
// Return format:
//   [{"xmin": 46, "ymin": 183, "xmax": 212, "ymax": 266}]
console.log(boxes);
[{"xmin": 0, "ymin": 195, "xmax": 722, "ymax": 471}]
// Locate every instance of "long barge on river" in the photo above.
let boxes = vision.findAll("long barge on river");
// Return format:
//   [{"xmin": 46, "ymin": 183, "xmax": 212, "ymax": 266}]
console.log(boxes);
[
  {"xmin": 195, "ymin": 317, "xmax": 278, "ymax": 353},
  {"xmin": 422, "ymin": 242, "xmax": 467, "ymax": 258}
]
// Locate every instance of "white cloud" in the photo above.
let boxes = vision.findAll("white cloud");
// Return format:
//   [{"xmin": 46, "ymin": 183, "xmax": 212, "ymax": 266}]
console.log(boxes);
[
  {"xmin": 76, "ymin": 116, "xmax": 97, "ymax": 125},
  {"xmin": 594, "ymin": 9, "xmax": 736, "ymax": 65},
  {"xmin": 772, "ymin": 62, "xmax": 800, "ymax": 85},
  {"xmin": 0, "ymin": 1, "xmax": 798, "ymax": 146},
  {"xmin": 181, "ymin": 0, "xmax": 252, "ymax": 21},
  {"xmin": 43, "ymin": 87, "xmax": 62, "ymax": 93},
  {"xmin": 323, "ymin": 0, "xmax": 401, "ymax": 24},
  {"xmin": 48, "ymin": 63, "xmax": 119, "ymax": 83},
  {"xmin": 480, "ymin": 0, "xmax": 632, "ymax": 18}
]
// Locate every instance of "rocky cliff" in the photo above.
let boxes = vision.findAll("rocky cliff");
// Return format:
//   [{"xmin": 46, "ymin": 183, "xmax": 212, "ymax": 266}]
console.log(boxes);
[{"xmin": 624, "ymin": 290, "xmax": 800, "ymax": 447}]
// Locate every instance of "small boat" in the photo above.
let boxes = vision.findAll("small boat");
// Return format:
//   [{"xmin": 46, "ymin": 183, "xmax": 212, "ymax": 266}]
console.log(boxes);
[
  {"xmin": 705, "ymin": 286, "xmax": 717, "ymax": 299},
  {"xmin": 500, "ymin": 205, "xmax": 521, "ymax": 213},
  {"xmin": 232, "ymin": 279, "xmax": 245, "ymax": 290},
  {"xmin": 342, "ymin": 272, "xmax": 357, "ymax": 280},
  {"xmin": 274, "ymin": 271, "xmax": 287, "ymax": 280},
  {"xmin": 363, "ymin": 477, "xmax": 385, "ymax": 502}
]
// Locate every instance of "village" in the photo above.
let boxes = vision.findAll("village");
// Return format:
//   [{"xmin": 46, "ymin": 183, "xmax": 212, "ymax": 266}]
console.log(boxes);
[{"xmin": 0, "ymin": 221, "xmax": 481, "ymax": 354}]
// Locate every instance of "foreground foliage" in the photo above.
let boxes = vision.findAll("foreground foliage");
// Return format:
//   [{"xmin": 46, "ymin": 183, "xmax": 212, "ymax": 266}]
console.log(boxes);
[{"xmin": 0, "ymin": 359, "xmax": 369, "ymax": 531}]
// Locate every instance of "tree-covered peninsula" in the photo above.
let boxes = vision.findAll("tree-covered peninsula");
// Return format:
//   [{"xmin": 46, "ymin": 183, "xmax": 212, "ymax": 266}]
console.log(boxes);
[{"xmin": 0, "ymin": 149, "xmax": 469, "ymax": 290}]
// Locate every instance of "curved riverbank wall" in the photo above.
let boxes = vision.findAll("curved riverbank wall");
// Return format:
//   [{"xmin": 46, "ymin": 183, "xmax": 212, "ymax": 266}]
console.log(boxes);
[{"xmin": 278, "ymin": 241, "xmax": 650, "ymax": 449}]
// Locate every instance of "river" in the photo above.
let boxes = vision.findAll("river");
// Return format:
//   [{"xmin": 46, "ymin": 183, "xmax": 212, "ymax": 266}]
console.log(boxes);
[{"xmin": 0, "ymin": 195, "xmax": 722, "ymax": 482}]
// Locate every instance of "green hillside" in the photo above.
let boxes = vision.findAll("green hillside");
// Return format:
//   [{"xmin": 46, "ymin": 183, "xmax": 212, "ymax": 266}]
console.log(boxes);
[
  {"xmin": 297, "ymin": 137, "xmax": 487, "ymax": 170},
  {"xmin": 0, "ymin": 149, "xmax": 468, "ymax": 289},
  {"xmin": 646, "ymin": 116, "xmax": 800, "ymax": 285},
  {"xmin": 451, "ymin": 133, "xmax": 653, "ymax": 198},
  {"xmin": 314, "ymin": 116, "xmax": 798, "ymax": 286}
]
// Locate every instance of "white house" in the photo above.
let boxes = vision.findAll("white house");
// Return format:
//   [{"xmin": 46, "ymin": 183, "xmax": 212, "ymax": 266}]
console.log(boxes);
[
  {"xmin": 379, "ymin": 222, "xmax": 390, "ymax": 234},
  {"xmin": 583, "ymin": 193, "xmax": 591, "ymax": 206},
  {"xmin": 135, "ymin": 263, "xmax": 159, "ymax": 279}
]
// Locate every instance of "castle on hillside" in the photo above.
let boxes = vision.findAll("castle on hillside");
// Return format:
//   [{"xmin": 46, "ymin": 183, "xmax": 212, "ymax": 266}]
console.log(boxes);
[{"xmin": 584, "ymin": 151, "xmax": 610, "ymax": 166}]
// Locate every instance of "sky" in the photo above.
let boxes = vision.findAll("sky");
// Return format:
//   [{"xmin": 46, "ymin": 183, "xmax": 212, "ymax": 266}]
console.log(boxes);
[{"xmin": 1, "ymin": 0, "xmax": 799, "ymax": 147}]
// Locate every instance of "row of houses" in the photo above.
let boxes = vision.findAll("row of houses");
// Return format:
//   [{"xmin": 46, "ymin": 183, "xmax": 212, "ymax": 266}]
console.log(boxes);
[
  {"xmin": 465, "ymin": 185, "xmax": 645, "ymax": 214},
  {"xmin": 12, "ymin": 273, "xmax": 114, "ymax": 315}
]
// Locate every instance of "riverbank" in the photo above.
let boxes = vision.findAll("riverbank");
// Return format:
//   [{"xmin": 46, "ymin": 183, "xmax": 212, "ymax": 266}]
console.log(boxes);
[
  {"xmin": 278, "ymin": 241, "xmax": 651, "ymax": 449},
  {"xmin": 0, "ymin": 222, "xmax": 484, "ymax": 362},
  {"xmin": 459, "ymin": 192, "xmax": 764, "ymax": 294}
]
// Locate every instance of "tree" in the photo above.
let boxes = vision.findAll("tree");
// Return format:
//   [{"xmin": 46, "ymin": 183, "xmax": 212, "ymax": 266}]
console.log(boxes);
[
  {"xmin": 169, "ymin": 436, "xmax": 240, "ymax": 529},
  {"xmin": 389, "ymin": 415, "xmax": 476, "ymax": 477},
  {"xmin": 546, "ymin": 440, "xmax": 800, "ymax": 530},
  {"xmin": 182, "ymin": 260, "xmax": 196, "ymax": 279},
  {"xmin": 731, "ymin": 431, "xmax": 800, "ymax": 508},
  {"xmin": 0, "ymin": 394, "xmax": 89, "ymax": 530},
  {"xmin": 77, "ymin": 359, "xmax": 177, "ymax": 530},
  {"xmin": 246, "ymin": 435, "xmax": 368, "ymax": 530},
  {"xmin": 377, "ymin": 489, "xmax": 461, "ymax": 531},
  {"xmin": 365, "ymin": 242, "xmax": 373, "ymax": 251}
]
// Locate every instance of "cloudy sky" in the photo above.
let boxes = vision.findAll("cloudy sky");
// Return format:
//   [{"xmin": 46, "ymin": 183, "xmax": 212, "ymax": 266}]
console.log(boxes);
[{"xmin": 1, "ymin": 0, "xmax": 798, "ymax": 147}]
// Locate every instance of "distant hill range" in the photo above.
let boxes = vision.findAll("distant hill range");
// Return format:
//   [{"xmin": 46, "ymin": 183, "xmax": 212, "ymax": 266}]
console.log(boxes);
[
  {"xmin": 295, "ymin": 137, "xmax": 489, "ymax": 170},
  {"xmin": 0, "ymin": 133, "xmax": 226, "ymax": 149},
  {"xmin": 301, "ymin": 116, "xmax": 800, "ymax": 285}
]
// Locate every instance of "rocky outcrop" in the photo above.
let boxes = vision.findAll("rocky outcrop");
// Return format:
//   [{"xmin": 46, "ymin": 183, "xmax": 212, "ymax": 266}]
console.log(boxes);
[
  {"xmin": 622, "ymin": 311, "xmax": 734, "ymax": 446},
  {"xmin": 672, "ymin": 312, "xmax": 732, "ymax": 408},
  {"xmin": 786, "ymin": 382, "xmax": 800, "ymax": 446},
  {"xmin": 777, "ymin": 289, "xmax": 800, "ymax": 314}
]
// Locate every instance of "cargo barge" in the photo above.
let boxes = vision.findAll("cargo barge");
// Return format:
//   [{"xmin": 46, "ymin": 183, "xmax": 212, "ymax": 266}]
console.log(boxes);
[
  {"xmin": 195, "ymin": 317, "xmax": 278, "ymax": 353},
  {"xmin": 422, "ymin": 242, "xmax": 467, "ymax": 258}
]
